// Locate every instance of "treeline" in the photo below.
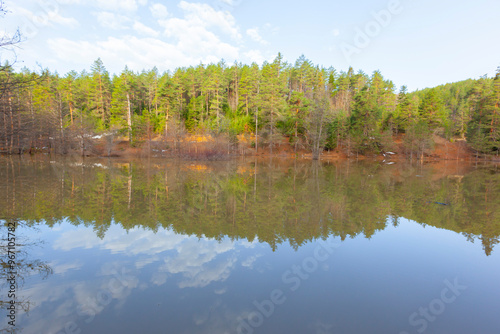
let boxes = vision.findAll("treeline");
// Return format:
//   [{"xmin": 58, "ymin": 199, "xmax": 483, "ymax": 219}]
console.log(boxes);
[{"xmin": 0, "ymin": 54, "xmax": 499, "ymax": 158}]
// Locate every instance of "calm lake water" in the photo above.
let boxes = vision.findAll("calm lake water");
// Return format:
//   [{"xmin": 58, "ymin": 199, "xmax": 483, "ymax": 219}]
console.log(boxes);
[{"xmin": 1, "ymin": 157, "xmax": 499, "ymax": 334}]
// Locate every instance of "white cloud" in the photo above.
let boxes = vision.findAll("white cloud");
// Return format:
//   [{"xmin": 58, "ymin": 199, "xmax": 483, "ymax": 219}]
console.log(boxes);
[
  {"xmin": 22, "ymin": 0, "xmax": 144, "ymax": 11},
  {"xmin": 241, "ymin": 254, "xmax": 262, "ymax": 269},
  {"xmin": 246, "ymin": 27, "xmax": 268, "ymax": 45},
  {"xmin": 45, "ymin": 1, "xmax": 262, "ymax": 72},
  {"xmin": 52, "ymin": 227, "xmax": 104, "ymax": 250},
  {"xmin": 169, "ymin": 1, "xmax": 242, "ymax": 40},
  {"xmin": 133, "ymin": 21, "xmax": 159, "ymax": 36},
  {"xmin": 11, "ymin": 5, "xmax": 79, "ymax": 28},
  {"xmin": 52, "ymin": 224, "xmax": 239, "ymax": 289},
  {"xmin": 21, "ymin": 223, "xmax": 260, "ymax": 334},
  {"xmin": 214, "ymin": 287, "xmax": 227, "ymax": 295},
  {"xmin": 243, "ymin": 50, "xmax": 266, "ymax": 65},
  {"xmin": 332, "ymin": 29, "xmax": 340, "ymax": 37},
  {"xmin": 150, "ymin": 3, "xmax": 169, "ymax": 18},
  {"xmin": 263, "ymin": 22, "xmax": 280, "ymax": 35},
  {"xmin": 50, "ymin": 13, "xmax": 79, "ymax": 27},
  {"xmin": 178, "ymin": 256, "xmax": 236, "ymax": 288},
  {"xmin": 151, "ymin": 272, "xmax": 168, "ymax": 286},
  {"xmin": 48, "ymin": 36, "xmax": 184, "ymax": 72},
  {"xmin": 91, "ymin": 0, "xmax": 139, "ymax": 12},
  {"xmin": 95, "ymin": 11, "xmax": 132, "ymax": 30},
  {"xmin": 152, "ymin": 1, "xmax": 241, "ymax": 65},
  {"xmin": 152, "ymin": 237, "xmax": 237, "ymax": 289},
  {"xmin": 159, "ymin": 16, "xmax": 239, "ymax": 59},
  {"xmin": 50, "ymin": 261, "xmax": 82, "ymax": 275},
  {"xmin": 56, "ymin": 0, "xmax": 82, "ymax": 4}
]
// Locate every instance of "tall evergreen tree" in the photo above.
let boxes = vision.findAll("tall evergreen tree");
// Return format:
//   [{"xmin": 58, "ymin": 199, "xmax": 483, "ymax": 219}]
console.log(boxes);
[
  {"xmin": 89, "ymin": 58, "xmax": 111, "ymax": 130},
  {"xmin": 110, "ymin": 67, "xmax": 134, "ymax": 140},
  {"xmin": 418, "ymin": 89, "xmax": 445, "ymax": 129},
  {"xmin": 394, "ymin": 86, "xmax": 414, "ymax": 133},
  {"xmin": 260, "ymin": 53, "xmax": 289, "ymax": 153}
]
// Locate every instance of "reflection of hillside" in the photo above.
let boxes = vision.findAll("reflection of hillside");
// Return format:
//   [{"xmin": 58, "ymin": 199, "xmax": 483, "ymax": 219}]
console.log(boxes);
[{"xmin": 0, "ymin": 157, "xmax": 499, "ymax": 255}]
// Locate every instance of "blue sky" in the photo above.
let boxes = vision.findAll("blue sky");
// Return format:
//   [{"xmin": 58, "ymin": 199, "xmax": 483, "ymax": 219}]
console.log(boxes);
[{"xmin": 2, "ymin": 0, "xmax": 499, "ymax": 90}]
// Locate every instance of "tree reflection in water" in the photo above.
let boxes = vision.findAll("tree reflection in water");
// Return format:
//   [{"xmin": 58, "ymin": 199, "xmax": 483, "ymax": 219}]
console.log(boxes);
[{"xmin": 0, "ymin": 156, "xmax": 498, "ymax": 256}]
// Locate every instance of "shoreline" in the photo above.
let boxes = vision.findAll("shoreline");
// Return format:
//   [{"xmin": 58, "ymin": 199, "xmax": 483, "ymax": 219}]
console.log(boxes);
[{"xmin": 3, "ymin": 136, "xmax": 499, "ymax": 163}]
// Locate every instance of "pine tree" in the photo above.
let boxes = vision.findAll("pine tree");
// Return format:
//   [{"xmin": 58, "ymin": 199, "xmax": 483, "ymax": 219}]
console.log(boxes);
[
  {"xmin": 259, "ymin": 53, "xmax": 289, "ymax": 153},
  {"xmin": 110, "ymin": 67, "xmax": 134, "ymax": 140},
  {"xmin": 349, "ymin": 86, "xmax": 379, "ymax": 153},
  {"xmin": 466, "ymin": 71, "xmax": 499, "ymax": 154},
  {"xmin": 484, "ymin": 68, "xmax": 500, "ymax": 153},
  {"xmin": 418, "ymin": 89, "xmax": 445, "ymax": 129},
  {"xmin": 394, "ymin": 85, "xmax": 414, "ymax": 133},
  {"xmin": 285, "ymin": 56, "xmax": 315, "ymax": 150},
  {"xmin": 59, "ymin": 71, "xmax": 78, "ymax": 126},
  {"xmin": 158, "ymin": 72, "xmax": 178, "ymax": 138},
  {"xmin": 89, "ymin": 58, "xmax": 111, "ymax": 130},
  {"xmin": 203, "ymin": 62, "xmax": 227, "ymax": 131},
  {"xmin": 184, "ymin": 65, "xmax": 203, "ymax": 130},
  {"xmin": 305, "ymin": 68, "xmax": 334, "ymax": 160}
]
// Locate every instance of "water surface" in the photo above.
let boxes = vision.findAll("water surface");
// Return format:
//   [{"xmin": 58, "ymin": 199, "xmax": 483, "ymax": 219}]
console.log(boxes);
[{"xmin": 1, "ymin": 157, "xmax": 499, "ymax": 334}]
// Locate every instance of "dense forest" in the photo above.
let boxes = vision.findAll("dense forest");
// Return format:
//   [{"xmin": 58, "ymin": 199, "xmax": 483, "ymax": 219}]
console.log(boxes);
[{"xmin": 0, "ymin": 55, "xmax": 499, "ymax": 159}]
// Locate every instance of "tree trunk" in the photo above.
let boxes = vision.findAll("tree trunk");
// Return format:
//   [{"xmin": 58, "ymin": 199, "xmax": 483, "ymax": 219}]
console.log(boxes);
[
  {"xmin": 99, "ymin": 74, "xmax": 104, "ymax": 124},
  {"xmin": 9, "ymin": 95, "xmax": 14, "ymax": 154},
  {"xmin": 59, "ymin": 95, "xmax": 65, "ymax": 154},
  {"xmin": 127, "ymin": 92, "xmax": 132, "ymax": 142},
  {"xmin": 255, "ymin": 83, "xmax": 260, "ymax": 154},
  {"xmin": 216, "ymin": 89, "xmax": 220, "ymax": 130},
  {"xmin": 69, "ymin": 82, "xmax": 74, "ymax": 125},
  {"xmin": 165, "ymin": 105, "xmax": 169, "ymax": 139}
]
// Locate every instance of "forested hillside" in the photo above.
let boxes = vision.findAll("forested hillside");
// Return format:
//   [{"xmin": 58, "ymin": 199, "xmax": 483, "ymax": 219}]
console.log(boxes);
[{"xmin": 0, "ymin": 54, "xmax": 498, "ymax": 159}]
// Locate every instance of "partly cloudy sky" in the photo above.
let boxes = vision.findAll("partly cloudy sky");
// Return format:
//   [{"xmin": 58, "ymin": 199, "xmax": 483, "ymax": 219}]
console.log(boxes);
[{"xmin": 2, "ymin": 0, "xmax": 500, "ymax": 90}]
